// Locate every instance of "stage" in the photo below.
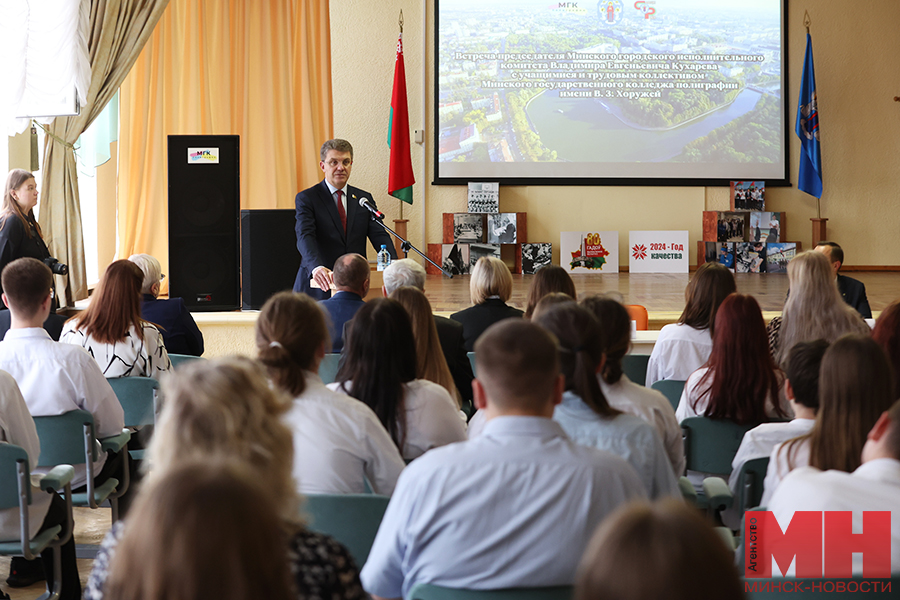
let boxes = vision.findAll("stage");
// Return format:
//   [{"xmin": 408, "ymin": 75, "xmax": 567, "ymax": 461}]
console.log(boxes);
[{"xmin": 192, "ymin": 271, "xmax": 900, "ymax": 359}]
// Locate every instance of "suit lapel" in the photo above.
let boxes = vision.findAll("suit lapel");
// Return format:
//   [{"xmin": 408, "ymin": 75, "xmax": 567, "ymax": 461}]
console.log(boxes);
[
  {"xmin": 346, "ymin": 187, "xmax": 361, "ymax": 238},
  {"xmin": 319, "ymin": 180, "xmax": 346, "ymax": 243}
]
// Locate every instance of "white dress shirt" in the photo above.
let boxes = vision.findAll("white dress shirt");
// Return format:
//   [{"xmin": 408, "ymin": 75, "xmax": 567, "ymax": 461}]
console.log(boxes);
[
  {"xmin": 328, "ymin": 379, "xmax": 467, "ymax": 461},
  {"xmin": 553, "ymin": 391, "xmax": 679, "ymax": 499},
  {"xmin": 0, "ymin": 328, "xmax": 125, "ymax": 488},
  {"xmin": 768, "ymin": 459, "xmax": 900, "ymax": 576},
  {"xmin": 285, "ymin": 372, "xmax": 405, "ymax": 496},
  {"xmin": 60, "ymin": 321, "xmax": 171, "ymax": 380},
  {"xmin": 360, "ymin": 416, "xmax": 647, "ymax": 599},
  {"xmin": 645, "ymin": 323, "xmax": 712, "ymax": 387},
  {"xmin": 600, "ymin": 373, "xmax": 685, "ymax": 475},
  {"xmin": 0, "ymin": 369, "xmax": 51, "ymax": 540},
  {"xmin": 761, "ymin": 436, "xmax": 811, "ymax": 507}
]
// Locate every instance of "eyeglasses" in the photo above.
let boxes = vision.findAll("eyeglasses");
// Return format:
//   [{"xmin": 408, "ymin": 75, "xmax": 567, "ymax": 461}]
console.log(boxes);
[{"xmin": 325, "ymin": 159, "xmax": 352, "ymax": 168}]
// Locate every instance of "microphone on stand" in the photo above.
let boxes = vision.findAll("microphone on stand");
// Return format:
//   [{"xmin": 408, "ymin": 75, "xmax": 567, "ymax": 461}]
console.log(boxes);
[{"xmin": 358, "ymin": 197, "xmax": 385, "ymax": 220}]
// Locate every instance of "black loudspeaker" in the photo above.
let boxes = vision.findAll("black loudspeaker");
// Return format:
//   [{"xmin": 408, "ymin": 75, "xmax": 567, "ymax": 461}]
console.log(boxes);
[
  {"xmin": 167, "ymin": 135, "xmax": 240, "ymax": 311},
  {"xmin": 241, "ymin": 209, "xmax": 301, "ymax": 310}
]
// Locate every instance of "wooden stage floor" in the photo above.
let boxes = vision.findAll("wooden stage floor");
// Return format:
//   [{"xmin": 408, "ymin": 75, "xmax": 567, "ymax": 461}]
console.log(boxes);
[{"xmin": 422, "ymin": 271, "xmax": 900, "ymax": 321}]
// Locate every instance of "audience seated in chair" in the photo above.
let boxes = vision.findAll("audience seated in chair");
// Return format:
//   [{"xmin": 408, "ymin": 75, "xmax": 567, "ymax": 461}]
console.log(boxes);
[
  {"xmin": 84, "ymin": 356, "xmax": 368, "ymax": 600},
  {"xmin": 814, "ymin": 241, "xmax": 872, "ymax": 319},
  {"xmin": 762, "ymin": 334, "xmax": 895, "ymax": 506},
  {"xmin": 646, "ymin": 262, "xmax": 736, "ymax": 387},
  {"xmin": 381, "ymin": 259, "xmax": 474, "ymax": 409},
  {"xmin": 128, "ymin": 253, "xmax": 204, "ymax": 356},
  {"xmin": 534, "ymin": 301, "xmax": 679, "ymax": 499},
  {"xmin": 450, "ymin": 257, "xmax": 523, "ymax": 352},
  {"xmin": 360, "ymin": 319, "xmax": 647, "ymax": 600},
  {"xmin": 767, "ymin": 251, "xmax": 869, "ymax": 366},
  {"xmin": 256, "ymin": 292, "xmax": 405, "ymax": 495},
  {"xmin": 103, "ymin": 461, "xmax": 295, "ymax": 600},
  {"xmin": 523, "ymin": 265, "xmax": 576, "ymax": 320},
  {"xmin": 580, "ymin": 294, "xmax": 685, "ymax": 476},
  {"xmin": 872, "ymin": 299, "xmax": 900, "ymax": 398},
  {"xmin": 319, "ymin": 253, "xmax": 369, "ymax": 352},
  {"xmin": 768, "ymin": 398, "xmax": 900, "ymax": 576},
  {"xmin": 331, "ymin": 298, "xmax": 466, "ymax": 461},
  {"xmin": 575, "ymin": 499, "xmax": 743, "ymax": 600},
  {"xmin": 61, "ymin": 260, "xmax": 171, "ymax": 379}
]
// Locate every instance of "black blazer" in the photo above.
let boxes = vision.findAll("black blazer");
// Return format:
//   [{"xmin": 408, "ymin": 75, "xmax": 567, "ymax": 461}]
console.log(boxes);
[
  {"xmin": 293, "ymin": 180, "xmax": 396, "ymax": 298},
  {"xmin": 837, "ymin": 274, "xmax": 872, "ymax": 319},
  {"xmin": 450, "ymin": 299, "xmax": 525, "ymax": 352},
  {"xmin": 0, "ymin": 214, "xmax": 51, "ymax": 293},
  {"xmin": 434, "ymin": 315, "xmax": 475, "ymax": 407},
  {"xmin": 141, "ymin": 295, "xmax": 205, "ymax": 356}
]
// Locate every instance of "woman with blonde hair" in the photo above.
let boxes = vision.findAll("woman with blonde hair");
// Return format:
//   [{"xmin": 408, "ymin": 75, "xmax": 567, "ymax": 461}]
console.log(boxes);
[
  {"xmin": 84, "ymin": 357, "xmax": 368, "ymax": 600},
  {"xmin": 450, "ymin": 256, "xmax": 523, "ymax": 351},
  {"xmin": 390, "ymin": 286, "xmax": 463, "ymax": 410},
  {"xmin": 103, "ymin": 461, "xmax": 295, "ymax": 600},
  {"xmin": 768, "ymin": 250, "xmax": 869, "ymax": 365},
  {"xmin": 256, "ymin": 291, "xmax": 405, "ymax": 496},
  {"xmin": 61, "ymin": 260, "xmax": 171, "ymax": 379}
]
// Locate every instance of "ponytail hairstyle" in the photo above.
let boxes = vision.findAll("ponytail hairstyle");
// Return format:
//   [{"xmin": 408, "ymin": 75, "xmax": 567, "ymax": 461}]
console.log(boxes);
[
  {"xmin": 534, "ymin": 302, "xmax": 621, "ymax": 419},
  {"xmin": 579, "ymin": 295, "xmax": 631, "ymax": 385},
  {"xmin": 2, "ymin": 169, "xmax": 42, "ymax": 239},
  {"xmin": 256, "ymin": 292, "xmax": 330, "ymax": 397}
]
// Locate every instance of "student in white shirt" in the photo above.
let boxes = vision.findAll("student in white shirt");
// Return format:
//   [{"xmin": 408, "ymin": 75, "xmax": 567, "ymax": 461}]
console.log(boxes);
[
  {"xmin": 581, "ymin": 295, "xmax": 685, "ymax": 475},
  {"xmin": 255, "ymin": 291, "xmax": 405, "ymax": 495},
  {"xmin": 768, "ymin": 399, "xmax": 900, "ymax": 576},
  {"xmin": 646, "ymin": 262, "xmax": 736, "ymax": 386},
  {"xmin": 331, "ymin": 298, "xmax": 466, "ymax": 461},
  {"xmin": 535, "ymin": 301, "xmax": 679, "ymax": 499},
  {"xmin": 762, "ymin": 334, "xmax": 896, "ymax": 506}
]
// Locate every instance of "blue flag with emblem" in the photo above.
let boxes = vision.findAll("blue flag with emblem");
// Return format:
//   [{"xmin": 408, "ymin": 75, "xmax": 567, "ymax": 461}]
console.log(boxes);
[{"xmin": 796, "ymin": 33, "xmax": 822, "ymax": 198}]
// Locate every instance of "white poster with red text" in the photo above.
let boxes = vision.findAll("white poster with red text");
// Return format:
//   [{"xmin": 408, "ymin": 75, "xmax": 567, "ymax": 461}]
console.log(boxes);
[{"xmin": 629, "ymin": 231, "xmax": 688, "ymax": 273}]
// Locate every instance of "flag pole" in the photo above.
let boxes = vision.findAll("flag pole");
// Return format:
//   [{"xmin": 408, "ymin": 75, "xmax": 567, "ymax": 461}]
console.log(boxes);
[{"xmin": 399, "ymin": 9, "xmax": 404, "ymax": 221}]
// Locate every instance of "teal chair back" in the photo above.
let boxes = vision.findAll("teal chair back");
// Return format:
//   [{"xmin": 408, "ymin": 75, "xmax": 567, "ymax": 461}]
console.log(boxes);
[
  {"xmin": 168, "ymin": 353, "xmax": 202, "ymax": 368},
  {"xmin": 303, "ymin": 494, "xmax": 390, "ymax": 566},
  {"xmin": 108, "ymin": 376, "xmax": 159, "ymax": 427},
  {"xmin": 0, "ymin": 444, "xmax": 31, "ymax": 509},
  {"xmin": 319, "ymin": 353, "xmax": 342, "ymax": 384},
  {"xmin": 622, "ymin": 354, "xmax": 650, "ymax": 386},
  {"xmin": 407, "ymin": 584, "xmax": 573, "ymax": 600},
  {"xmin": 681, "ymin": 417, "xmax": 754, "ymax": 475},
  {"xmin": 736, "ymin": 457, "xmax": 770, "ymax": 515},
  {"xmin": 650, "ymin": 379, "xmax": 685, "ymax": 411},
  {"xmin": 33, "ymin": 409, "xmax": 97, "ymax": 466},
  {"xmin": 467, "ymin": 352, "xmax": 476, "ymax": 377}
]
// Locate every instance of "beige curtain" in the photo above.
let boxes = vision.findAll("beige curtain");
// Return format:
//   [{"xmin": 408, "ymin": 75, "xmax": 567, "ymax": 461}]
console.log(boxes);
[
  {"xmin": 39, "ymin": 0, "xmax": 170, "ymax": 305},
  {"xmin": 117, "ymin": 0, "xmax": 334, "ymax": 284}
]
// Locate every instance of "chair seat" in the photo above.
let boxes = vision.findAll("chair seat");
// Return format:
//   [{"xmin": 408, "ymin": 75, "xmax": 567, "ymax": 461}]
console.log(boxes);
[
  {"xmin": 0, "ymin": 524, "xmax": 62, "ymax": 556},
  {"xmin": 72, "ymin": 478, "xmax": 118, "ymax": 507}
]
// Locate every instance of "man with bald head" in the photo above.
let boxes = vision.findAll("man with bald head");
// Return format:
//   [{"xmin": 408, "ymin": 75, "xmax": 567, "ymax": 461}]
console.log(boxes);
[
  {"xmin": 360, "ymin": 320, "xmax": 646, "ymax": 599},
  {"xmin": 319, "ymin": 253, "xmax": 370, "ymax": 352},
  {"xmin": 815, "ymin": 241, "xmax": 871, "ymax": 318}
]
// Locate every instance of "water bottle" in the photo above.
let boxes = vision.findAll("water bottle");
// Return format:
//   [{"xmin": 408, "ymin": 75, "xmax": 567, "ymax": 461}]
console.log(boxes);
[{"xmin": 377, "ymin": 244, "xmax": 391, "ymax": 272}]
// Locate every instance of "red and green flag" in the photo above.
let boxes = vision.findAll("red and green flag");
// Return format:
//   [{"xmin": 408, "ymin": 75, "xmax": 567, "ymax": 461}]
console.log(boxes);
[{"xmin": 388, "ymin": 32, "xmax": 414, "ymax": 204}]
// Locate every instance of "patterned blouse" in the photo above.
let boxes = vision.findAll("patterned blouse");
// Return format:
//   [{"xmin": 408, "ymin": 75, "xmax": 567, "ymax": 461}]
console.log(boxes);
[
  {"xmin": 60, "ymin": 321, "xmax": 171, "ymax": 380},
  {"xmin": 84, "ymin": 521, "xmax": 368, "ymax": 600}
]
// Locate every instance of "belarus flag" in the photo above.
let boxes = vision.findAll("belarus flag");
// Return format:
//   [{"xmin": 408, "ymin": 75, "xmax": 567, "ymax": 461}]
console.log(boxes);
[{"xmin": 388, "ymin": 33, "xmax": 415, "ymax": 204}]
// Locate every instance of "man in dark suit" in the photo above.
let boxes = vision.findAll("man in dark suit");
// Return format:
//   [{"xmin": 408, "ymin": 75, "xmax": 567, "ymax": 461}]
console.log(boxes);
[
  {"xmin": 382, "ymin": 258, "xmax": 475, "ymax": 415},
  {"xmin": 815, "ymin": 241, "xmax": 872, "ymax": 319},
  {"xmin": 293, "ymin": 139, "xmax": 396, "ymax": 299},
  {"xmin": 319, "ymin": 253, "xmax": 369, "ymax": 352}
]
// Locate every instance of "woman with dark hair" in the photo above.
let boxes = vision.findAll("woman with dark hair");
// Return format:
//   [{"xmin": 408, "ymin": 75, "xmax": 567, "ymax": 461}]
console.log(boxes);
[
  {"xmin": 871, "ymin": 299, "xmax": 900, "ymax": 398},
  {"xmin": 535, "ymin": 303, "xmax": 679, "ymax": 499},
  {"xmin": 61, "ymin": 260, "xmax": 171, "ymax": 379},
  {"xmin": 580, "ymin": 295, "xmax": 685, "ymax": 476},
  {"xmin": 331, "ymin": 298, "xmax": 466, "ymax": 460},
  {"xmin": 645, "ymin": 262, "xmax": 736, "ymax": 386},
  {"xmin": 676, "ymin": 294, "xmax": 787, "ymax": 424},
  {"xmin": 0, "ymin": 170, "xmax": 52, "ymax": 294},
  {"xmin": 256, "ymin": 292, "xmax": 405, "ymax": 495},
  {"xmin": 523, "ymin": 264, "xmax": 576, "ymax": 319},
  {"xmin": 762, "ymin": 334, "xmax": 896, "ymax": 505}
]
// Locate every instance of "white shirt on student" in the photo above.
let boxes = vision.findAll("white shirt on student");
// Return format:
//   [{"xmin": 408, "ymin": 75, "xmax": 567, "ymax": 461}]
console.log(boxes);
[
  {"xmin": 761, "ymin": 437, "xmax": 811, "ymax": 507},
  {"xmin": 0, "ymin": 328, "xmax": 125, "ymax": 488},
  {"xmin": 645, "ymin": 323, "xmax": 712, "ymax": 387},
  {"xmin": 676, "ymin": 367, "xmax": 791, "ymax": 423},
  {"xmin": 328, "ymin": 378, "xmax": 467, "ymax": 461},
  {"xmin": 0, "ymin": 369, "xmax": 52, "ymax": 540},
  {"xmin": 285, "ymin": 372, "xmax": 405, "ymax": 496},
  {"xmin": 768, "ymin": 459, "xmax": 900, "ymax": 576},
  {"xmin": 599, "ymin": 373, "xmax": 685, "ymax": 475},
  {"xmin": 729, "ymin": 418, "xmax": 816, "ymax": 492}
]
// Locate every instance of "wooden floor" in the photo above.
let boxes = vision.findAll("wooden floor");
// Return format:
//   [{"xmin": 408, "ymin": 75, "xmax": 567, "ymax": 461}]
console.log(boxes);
[{"xmin": 424, "ymin": 271, "xmax": 900, "ymax": 318}]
